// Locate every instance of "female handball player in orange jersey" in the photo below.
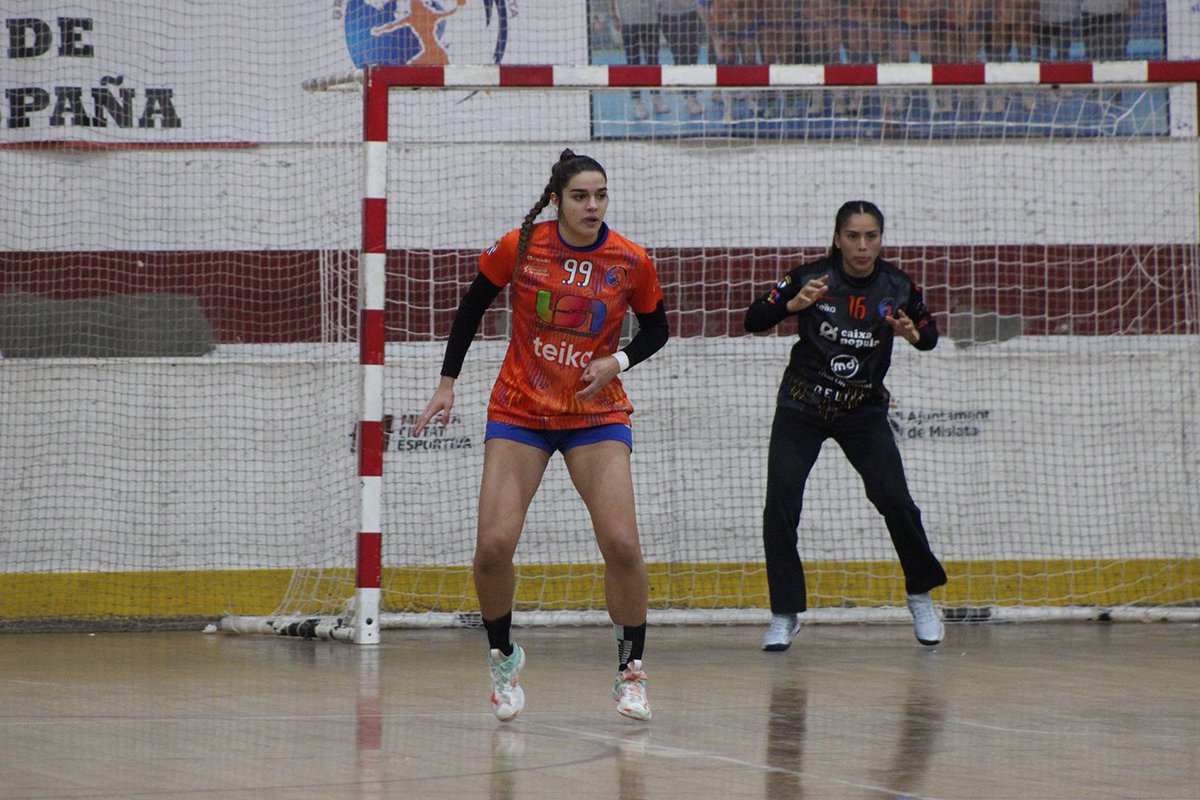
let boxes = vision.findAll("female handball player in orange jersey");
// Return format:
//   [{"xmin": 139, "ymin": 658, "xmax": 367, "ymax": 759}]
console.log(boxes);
[{"xmin": 412, "ymin": 149, "xmax": 669, "ymax": 722}]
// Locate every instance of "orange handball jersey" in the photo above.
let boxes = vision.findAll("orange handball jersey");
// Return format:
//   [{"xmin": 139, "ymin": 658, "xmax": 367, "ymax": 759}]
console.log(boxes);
[{"xmin": 479, "ymin": 220, "xmax": 663, "ymax": 430}]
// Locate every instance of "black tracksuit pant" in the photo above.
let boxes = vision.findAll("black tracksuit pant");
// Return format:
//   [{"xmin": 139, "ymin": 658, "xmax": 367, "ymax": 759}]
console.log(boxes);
[{"xmin": 762, "ymin": 403, "xmax": 947, "ymax": 614}]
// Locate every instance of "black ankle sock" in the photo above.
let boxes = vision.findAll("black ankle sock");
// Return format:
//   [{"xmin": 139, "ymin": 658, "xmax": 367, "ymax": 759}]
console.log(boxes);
[
  {"xmin": 483, "ymin": 611, "xmax": 513, "ymax": 656},
  {"xmin": 613, "ymin": 622, "xmax": 646, "ymax": 671}
]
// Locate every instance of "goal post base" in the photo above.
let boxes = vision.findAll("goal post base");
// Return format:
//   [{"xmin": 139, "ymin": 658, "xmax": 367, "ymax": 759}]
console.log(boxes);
[{"xmin": 215, "ymin": 604, "xmax": 1200, "ymax": 636}]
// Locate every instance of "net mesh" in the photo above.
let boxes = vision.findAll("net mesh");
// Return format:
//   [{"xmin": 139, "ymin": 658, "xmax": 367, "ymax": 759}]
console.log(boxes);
[
  {"xmin": 279, "ymin": 81, "xmax": 1198, "ymax": 626},
  {"xmin": 3, "ymin": 78, "xmax": 1198, "ymax": 631}
]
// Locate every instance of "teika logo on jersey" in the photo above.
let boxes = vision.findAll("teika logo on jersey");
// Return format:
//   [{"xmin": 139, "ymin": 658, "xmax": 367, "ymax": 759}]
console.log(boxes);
[{"xmin": 532, "ymin": 337, "xmax": 593, "ymax": 368}]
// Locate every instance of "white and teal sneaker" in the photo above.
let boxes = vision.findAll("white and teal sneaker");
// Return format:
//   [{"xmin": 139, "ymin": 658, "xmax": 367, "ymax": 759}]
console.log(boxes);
[
  {"xmin": 613, "ymin": 660, "xmax": 651, "ymax": 721},
  {"xmin": 487, "ymin": 644, "xmax": 526, "ymax": 721},
  {"xmin": 906, "ymin": 593, "xmax": 944, "ymax": 646},
  {"xmin": 761, "ymin": 613, "xmax": 801, "ymax": 651}
]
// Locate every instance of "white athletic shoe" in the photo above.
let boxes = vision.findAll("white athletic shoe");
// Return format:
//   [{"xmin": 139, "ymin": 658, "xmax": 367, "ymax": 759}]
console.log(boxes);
[
  {"xmin": 761, "ymin": 613, "xmax": 801, "ymax": 651},
  {"xmin": 613, "ymin": 660, "xmax": 651, "ymax": 721},
  {"xmin": 488, "ymin": 644, "xmax": 525, "ymax": 721},
  {"xmin": 906, "ymin": 593, "xmax": 944, "ymax": 646}
]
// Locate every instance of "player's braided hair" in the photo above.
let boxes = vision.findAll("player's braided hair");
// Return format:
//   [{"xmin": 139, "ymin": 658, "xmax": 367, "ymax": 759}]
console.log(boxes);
[
  {"xmin": 514, "ymin": 148, "xmax": 607, "ymax": 278},
  {"xmin": 830, "ymin": 200, "xmax": 885, "ymax": 257}
]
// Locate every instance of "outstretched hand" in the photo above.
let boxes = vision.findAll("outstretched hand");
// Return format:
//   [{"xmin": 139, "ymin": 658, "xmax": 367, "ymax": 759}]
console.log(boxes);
[
  {"xmin": 786, "ymin": 274, "xmax": 829, "ymax": 313},
  {"xmin": 886, "ymin": 309, "xmax": 920, "ymax": 344},
  {"xmin": 411, "ymin": 377, "xmax": 455, "ymax": 436},
  {"xmin": 576, "ymin": 354, "xmax": 621, "ymax": 399}
]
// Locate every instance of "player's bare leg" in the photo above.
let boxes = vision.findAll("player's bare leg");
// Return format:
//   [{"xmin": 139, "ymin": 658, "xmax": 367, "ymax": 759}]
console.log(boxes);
[
  {"xmin": 565, "ymin": 439, "xmax": 651, "ymax": 720},
  {"xmin": 475, "ymin": 438, "xmax": 551, "ymax": 720}
]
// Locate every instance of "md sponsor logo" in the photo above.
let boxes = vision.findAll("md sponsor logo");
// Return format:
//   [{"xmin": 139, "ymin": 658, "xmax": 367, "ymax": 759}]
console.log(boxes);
[{"xmin": 829, "ymin": 354, "xmax": 859, "ymax": 379}]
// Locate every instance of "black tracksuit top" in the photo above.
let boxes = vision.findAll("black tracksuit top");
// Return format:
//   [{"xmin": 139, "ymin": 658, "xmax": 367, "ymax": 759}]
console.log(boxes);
[{"xmin": 744, "ymin": 252, "xmax": 938, "ymax": 417}]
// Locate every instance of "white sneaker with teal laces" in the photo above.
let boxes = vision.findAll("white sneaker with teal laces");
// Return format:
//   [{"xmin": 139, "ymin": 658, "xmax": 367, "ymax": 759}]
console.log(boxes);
[
  {"xmin": 488, "ymin": 644, "xmax": 525, "ymax": 721},
  {"xmin": 906, "ymin": 593, "xmax": 944, "ymax": 646},
  {"xmin": 761, "ymin": 613, "xmax": 801, "ymax": 651},
  {"xmin": 613, "ymin": 660, "xmax": 651, "ymax": 721}
]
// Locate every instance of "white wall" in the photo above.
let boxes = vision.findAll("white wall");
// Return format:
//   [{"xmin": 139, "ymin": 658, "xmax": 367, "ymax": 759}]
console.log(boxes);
[
  {"xmin": 2, "ymin": 338, "xmax": 1197, "ymax": 572},
  {"xmin": 5, "ymin": 139, "xmax": 1197, "ymax": 251}
]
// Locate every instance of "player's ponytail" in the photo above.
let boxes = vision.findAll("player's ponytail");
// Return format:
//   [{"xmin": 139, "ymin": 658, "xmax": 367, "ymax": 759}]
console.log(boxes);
[
  {"xmin": 514, "ymin": 149, "xmax": 608, "ymax": 279},
  {"xmin": 829, "ymin": 200, "xmax": 885, "ymax": 258}
]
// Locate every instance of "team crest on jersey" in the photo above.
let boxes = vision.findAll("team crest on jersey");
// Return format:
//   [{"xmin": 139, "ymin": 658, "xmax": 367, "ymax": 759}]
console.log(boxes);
[
  {"xmin": 878, "ymin": 297, "xmax": 896, "ymax": 318},
  {"xmin": 604, "ymin": 266, "xmax": 627, "ymax": 289}
]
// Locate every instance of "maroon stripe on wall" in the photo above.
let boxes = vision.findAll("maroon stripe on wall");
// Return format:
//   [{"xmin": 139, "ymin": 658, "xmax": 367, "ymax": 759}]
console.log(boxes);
[{"xmin": 2, "ymin": 246, "xmax": 1193, "ymax": 342}]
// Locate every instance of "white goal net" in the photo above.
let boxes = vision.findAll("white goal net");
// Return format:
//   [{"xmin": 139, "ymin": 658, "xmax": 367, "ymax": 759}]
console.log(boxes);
[{"xmin": 3, "ymin": 64, "xmax": 1198, "ymax": 634}]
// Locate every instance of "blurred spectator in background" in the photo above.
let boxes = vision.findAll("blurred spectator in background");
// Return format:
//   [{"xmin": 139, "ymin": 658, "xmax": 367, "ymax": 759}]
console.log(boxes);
[
  {"xmin": 1080, "ymin": 0, "xmax": 1137, "ymax": 59},
  {"xmin": 610, "ymin": 0, "xmax": 668, "ymax": 118},
  {"xmin": 658, "ymin": 0, "xmax": 706, "ymax": 114},
  {"xmin": 800, "ymin": 0, "xmax": 844, "ymax": 64},
  {"xmin": 699, "ymin": 0, "xmax": 760, "ymax": 115},
  {"xmin": 988, "ymin": 0, "xmax": 1037, "ymax": 60},
  {"xmin": 699, "ymin": 0, "xmax": 759, "ymax": 66},
  {"xmin": 754, "ymin": 0, "xmax": 800, "ymax": 116},
  {"xmin": 947, "ymin": 0, "xmax": 985, "ymax": 61},
  {"xmin": 987, "ymin": 0, "xmax": 1039, "ymax": 110},
  {"xmin": 755, "ymin": 0, "xmax": 799, "ymax": 64},
  {"xmin": 842, "ymin": 0, "xmax": 894, "ymax": 63},
  {"xmin": 896, "ymin": 1, "xmax": 942, "ymax": 62},
  {"xmin": 1038, "ymin": 0, "xmax": 1081, "ymax": 59}
]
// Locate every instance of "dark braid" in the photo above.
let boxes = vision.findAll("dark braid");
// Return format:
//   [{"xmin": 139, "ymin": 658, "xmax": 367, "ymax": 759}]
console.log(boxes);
[
  {"xmin": 514, "ymin": 148, "xmax": 608, "ymax": 278},
  {"xmin": 829, "ymin": 200, "xmax": 885, "ymax": 258}
]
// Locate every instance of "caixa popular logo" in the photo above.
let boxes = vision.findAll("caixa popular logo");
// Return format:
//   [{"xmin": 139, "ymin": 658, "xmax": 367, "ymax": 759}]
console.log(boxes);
[
  {"xmin": 536, "ymin": 290, "xmax": 606, "ymax": 334},
  {"xmin": 830, "ymin": 354, "xmax": 860, "ymax": 379},
  {"xmin": 342, "ymin": 0, "xmax": 509, "ymax": 68}
]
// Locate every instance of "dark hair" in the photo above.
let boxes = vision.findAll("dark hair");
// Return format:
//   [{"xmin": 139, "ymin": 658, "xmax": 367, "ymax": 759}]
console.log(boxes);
[
  {"xmin": 514, "ymin": 148, "xmax": 608, "ymax": 272},
  {"xmin": 830, "ymin": 200, "xmax": 885, "ymax": 258}
]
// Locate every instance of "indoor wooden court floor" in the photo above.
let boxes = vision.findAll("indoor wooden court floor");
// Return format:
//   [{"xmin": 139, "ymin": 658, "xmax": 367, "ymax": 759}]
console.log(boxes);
[{"xmin": 2, "ymin": 621, "xmax": 1197, "ymax": 799}]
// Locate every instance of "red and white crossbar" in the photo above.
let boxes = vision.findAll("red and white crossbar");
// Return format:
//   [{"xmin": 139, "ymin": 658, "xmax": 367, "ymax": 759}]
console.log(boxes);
[{"xmin": 364, "ymin": 59, "xmax": 1200, "ymax": 91}]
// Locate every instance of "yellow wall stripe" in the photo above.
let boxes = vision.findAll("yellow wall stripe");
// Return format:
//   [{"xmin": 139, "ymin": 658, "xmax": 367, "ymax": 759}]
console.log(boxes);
[{"xmin": 2, "ymin": 559, "xmax": 1196, "ymax": 621}]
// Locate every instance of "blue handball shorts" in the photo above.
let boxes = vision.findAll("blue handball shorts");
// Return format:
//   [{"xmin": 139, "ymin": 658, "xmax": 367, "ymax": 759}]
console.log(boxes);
[{"xmin": 485, "ymin": 420, "xmax": 633, "ymax": 454}]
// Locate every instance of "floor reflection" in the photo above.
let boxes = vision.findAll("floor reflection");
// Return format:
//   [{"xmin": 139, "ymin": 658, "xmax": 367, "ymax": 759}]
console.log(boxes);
[
  {"xmin": 354, "ymin": 648, "xmax": 384, "ymax": 800},
  {"xmin": 765, "ymin": 678, "xmax": 809, "ymax": 798},
  {"xmin": 871, "ymin": 660, "xmax": 946, "ymax": 799},
  {"xmin": 618, "ymin": 728, "xmax": 650, "ymax": 800},
  {"xmin": 489, "ymin": 727, "xmax": 525, "ymax": 800}
]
